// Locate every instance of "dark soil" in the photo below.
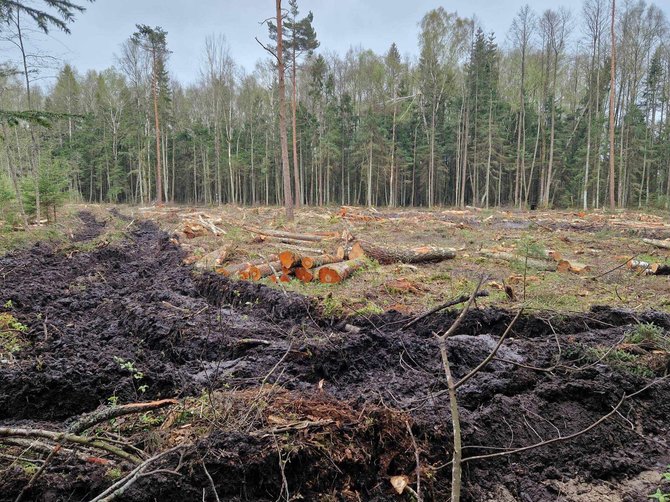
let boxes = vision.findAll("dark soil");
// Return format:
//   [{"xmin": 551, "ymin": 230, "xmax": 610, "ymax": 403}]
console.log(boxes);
[
  {"xmin": 70, "ymin": 211, "xmax": 107, "ymax": 242},
  {"xmin": 0, "ymin": 211, "xmax": 669, "ymax": 501}
]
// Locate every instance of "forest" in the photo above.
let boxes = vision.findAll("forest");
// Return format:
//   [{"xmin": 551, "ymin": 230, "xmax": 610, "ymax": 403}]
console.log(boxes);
[{"xmin": 0, "ymin": 0, "xmax": 669, "ymax": 222}]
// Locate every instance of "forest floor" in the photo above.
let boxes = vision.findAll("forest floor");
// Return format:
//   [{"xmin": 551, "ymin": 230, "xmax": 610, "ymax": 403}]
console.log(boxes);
[{"xmin": 0, "ymin": 204, "xmax": 669, "ymax": 501}]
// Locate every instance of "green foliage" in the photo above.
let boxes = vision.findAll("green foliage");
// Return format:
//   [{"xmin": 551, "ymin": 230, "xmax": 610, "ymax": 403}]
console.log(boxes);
[
  {"xmin": 21, "ymin": 157, "xmax": 70, "ymax": 220},
  {"xmin": 649, "ymin": 465, "xmax": 670, "ymax": 502},
  {"xmin": 0, "ymin": 174, "xmax": 16, "ymax": 227},
  {"xmin": 625, "ymin": 323, "xmax": 669, "ymax": 351},
  {"xmin": 0, "ymin": 311, "xmax": 28, "ymax": 357}
]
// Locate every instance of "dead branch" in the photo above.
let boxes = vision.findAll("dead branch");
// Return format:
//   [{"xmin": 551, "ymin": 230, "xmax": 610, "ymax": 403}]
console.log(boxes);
[
  {"xmin": 201, "ymin": 461, "xmax": 221, "ymax": 502},
  {"xmin": 14, "ymin": 443, "xmax": 61, "ymax": 502},
  {"xmin": 0, "ymin": 428, "xmax": 142, "ymax": 464},
  {"xmin": 405, "ymin": 420, "xmax": 422, "ymax": 501},
  {"xmin": 435, "ymin": 278, "xmax": 484, "ymax": 502},
  {"xmin": 403, "ymin": 291, "xmax": 490, "ymax": 330},
  {"xmin": 68, "ymin": 399, "xmax": 178, "ymax": 434},
  {"xmin": 89, "ymin": 445, "xmax": 188, "ymax": 502}
]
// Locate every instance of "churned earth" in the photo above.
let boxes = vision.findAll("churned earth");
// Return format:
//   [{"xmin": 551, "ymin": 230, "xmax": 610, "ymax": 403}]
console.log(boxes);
[{"xmin": 0, "ymin": 210, "xmax": 668, "ymax": 501}]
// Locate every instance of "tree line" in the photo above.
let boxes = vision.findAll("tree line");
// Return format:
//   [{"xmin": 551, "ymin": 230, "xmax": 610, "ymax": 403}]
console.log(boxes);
[{"xmin": 1, "ymin": 0, "xmax": 669, "ymax": 224}]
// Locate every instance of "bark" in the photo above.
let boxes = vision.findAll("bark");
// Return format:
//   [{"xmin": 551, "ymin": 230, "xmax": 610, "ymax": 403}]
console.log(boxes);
[
  {"xmin": 276, "ymin": 0, "xmax": 294, "ymax": 221},
  {"xmin": 249, "ymin": 261, "xmax": 283, "ymax": 280},
  {"xmin": 245, "ymin": 226, "xmax": 326, "ymax": 242},
  {"xmin": 357, "ymin": 241, "xmax": 456, "ymax": 265},
  {"xmin": 608, "ymin": 0, "xmax": 616, "ymax": 210},
  {"xmin": 68, "ymin": 399, "xmax": 178, "ymax": 434},
  {"xmin": 301, "ymin": 254, "xmax": 341, "ymax": 269}
]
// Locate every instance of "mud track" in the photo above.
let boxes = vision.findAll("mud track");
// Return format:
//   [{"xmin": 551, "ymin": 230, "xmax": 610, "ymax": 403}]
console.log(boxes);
[{"xmin": 0, "ymin": 212, "xmax": 668, "ymax": 501}]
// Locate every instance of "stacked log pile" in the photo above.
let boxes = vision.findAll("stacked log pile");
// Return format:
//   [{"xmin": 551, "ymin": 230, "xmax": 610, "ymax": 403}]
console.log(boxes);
[{"xmin": 209, "ymin": 227, "xmax": 457, "ymax": 285}]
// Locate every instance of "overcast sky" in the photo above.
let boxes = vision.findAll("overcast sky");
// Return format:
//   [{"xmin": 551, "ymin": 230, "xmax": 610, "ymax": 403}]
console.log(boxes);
[{"xmin": 3, "ymin": 0, "xmax": 669, "ymax": 87}]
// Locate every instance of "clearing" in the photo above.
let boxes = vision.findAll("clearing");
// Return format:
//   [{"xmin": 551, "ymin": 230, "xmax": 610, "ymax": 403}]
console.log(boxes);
[{"xmin": 0, "ymin": 205, "xmax": 668, "ymax": 501}]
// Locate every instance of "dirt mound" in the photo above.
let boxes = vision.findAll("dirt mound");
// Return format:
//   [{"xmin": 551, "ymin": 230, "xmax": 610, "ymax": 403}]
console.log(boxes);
[{"xmin": 0, "ymin": 216, "xmax": 669, "ymax": 501}]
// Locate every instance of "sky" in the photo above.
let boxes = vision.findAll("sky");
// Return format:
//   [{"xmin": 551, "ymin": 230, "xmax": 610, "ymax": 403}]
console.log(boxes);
[{"xmin": 2, "ymin": 0, "xmax": 670, "ymax": 87}]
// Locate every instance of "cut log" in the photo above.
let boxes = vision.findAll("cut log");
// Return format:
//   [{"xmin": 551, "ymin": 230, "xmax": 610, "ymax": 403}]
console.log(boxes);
[
  {"xmin": 642, "ymin": 238, "xmax": 670, "ymax": 250},
  {"xmin": 253, "ymin": 234, "xmax": 326, "ymax": 250},
  {"xmin": 272, "ymin": 242, "xmax": 325, "ymax": 255},
  {"xmin": 279, "ymin": 250, "xmax": 303, "ymax": 269},
  {"xmin": 302, "ymin": 254, "xmax": 341, "ymax": 269},
  {"xmin": 556, "ymin": 259, "xmax": 591, "ymax": 274},
  {"xmin": 193, "ymin": 246, "xmax": 230, "ymax": 269},
  {"xmin": 348, "ymin": 241, "xmax": 366, "ymax": 260},
  {"xmin": 628, "ymin": 260, "xmax": 670, "ymax": 275},
  {"xmin": 249, "ymin": 261, "xmax": 283, "ymax": 281},
  {"xmin": 536, "ymin": 249, "xmax": 562, "ymax": 262},
  {"xmin": 245, "ymin": 226, "xmax": 328, "ymax": 243},
  {"xmin": 216, "ymin": 255, "xmax": 278, "ymax": 277},
  {"xmin": 317, "ymin": 258, "xmax": 367, "ymax": 284},
  {"xmin": 358, "ymin": 241, "xmax": 456, "ymax": 265},
  {"xmin": 480, "ymin": 251, "xmax": 557, "ymax": 271},
  {"xmin": 182, "ymin": 222, "xmax": 208, "ymax": 239},
  {"xmin": 294, "ymin": 266, "xmax": 316, "ymax": 283},
  {"xmin": 336, "ymin": 243, "xmax": 353, "ymax": 260}
]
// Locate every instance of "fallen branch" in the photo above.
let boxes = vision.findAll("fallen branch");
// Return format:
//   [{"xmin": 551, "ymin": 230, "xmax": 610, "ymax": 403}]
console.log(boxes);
[
  {"xmin": 403, "ymin": 291, "xmax": 490, "ymax": 330},
  {"xmin": 435, "ymin": 278, "xmax": 484, "ymax": 502},
  {"xmin": 89, "ymin": 445, "xmax": 188, "ymax": 502},
  {"xmin": 68, "ymin": 399, "xmax": 178, "ymax": 434},
  {"xmin": 14, "ymin": 443, "xmax": 62, "ymax": 502},
  {"xmin": 0, "ymin": 428, "xmax": 142, "ymax": 464}
]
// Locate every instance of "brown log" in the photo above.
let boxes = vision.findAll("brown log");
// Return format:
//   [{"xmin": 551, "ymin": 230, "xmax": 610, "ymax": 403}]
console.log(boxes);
[
  {"xmin": 317, "ymin": 257, "xmax": 367, "ymax": 284},
  {"xmin": 249, "ymin": 261, "xmax": 283, "ymax": 281},
  {"xmin": 358, "ymin": 241, "xmax": 455, "ymax": 265},
  {"xmin": 254, "ymin": 234, "xmax": 326, "ymax": 250},
  {"xmin": 244, "ymin": 226, "xmax": 327, "ymax": 242},
  {"xmin": 294, "ymin": 266, "xmax": 316, "ymax": 283},
  {"xmin": 480, "ymin": 251, "xmax": 557, "ymax": 271},
  {"xmin": 194, "ymin": 246, "xmax": 230, "ymax": 269},
  {"xmin": 642, "ymin": 238, "xmax": 670, "ymax": 250},
  {"xmin": 302, "ymin": 254, "xmax": 341, "ymax": 269},
  {"xmin": 216, "ymin": 255, "xmax": 279, "ymax": 277}
]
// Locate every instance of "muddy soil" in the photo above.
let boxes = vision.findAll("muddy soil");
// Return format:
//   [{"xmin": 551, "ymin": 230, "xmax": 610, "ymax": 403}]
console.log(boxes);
[
  {"xmin": 0, "ymin": 212, "xmax": 669, "ymax": 501},
  {"xmin": 70, "ymin": 211, "xmax": 107, "ymax": 242}
]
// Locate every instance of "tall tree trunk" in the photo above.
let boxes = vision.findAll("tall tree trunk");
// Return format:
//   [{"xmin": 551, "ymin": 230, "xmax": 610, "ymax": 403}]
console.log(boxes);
[
  {"xmin": 608, "ymin": 0, "xmax": 616, "ymax": 210},
  {"xmin": 151, "ymin": 53, "xmax": 163, "ymax": 205},
  {"xmin": 276, "ymin": 0, "xmax": 294, "ymax": 221},
  {"xmin": 291, "ymin": 46, "xmax": 301, "ymax": 207}
]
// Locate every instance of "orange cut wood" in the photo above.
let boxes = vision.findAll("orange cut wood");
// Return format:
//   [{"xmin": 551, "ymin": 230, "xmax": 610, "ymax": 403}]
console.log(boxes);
[
  {"xmin": 301, "ymin": 254, "xmax": 341, "ymax": 269},
  {"xmin": 294, "ymin": 266, "xmax": 315, "ymax": 283},
  {"xmin": 317, "ymin": 258, "xmax": 367, "ymax": 284}
]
